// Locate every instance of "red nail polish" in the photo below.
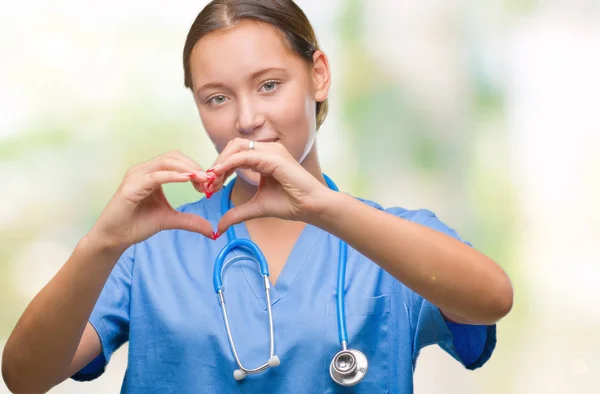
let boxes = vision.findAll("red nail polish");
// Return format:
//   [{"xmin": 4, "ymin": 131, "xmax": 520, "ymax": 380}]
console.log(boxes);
[
  {"xmin": 205, "ymin": 191, "xmax": 213, "ymax": 199},
  {"xmin": 207, "ymin": 165, "xmax": 222, "ymax": 174},
  {"xmin": 211, "ymin": 231, "xmax": 221, "ymax": 240}
]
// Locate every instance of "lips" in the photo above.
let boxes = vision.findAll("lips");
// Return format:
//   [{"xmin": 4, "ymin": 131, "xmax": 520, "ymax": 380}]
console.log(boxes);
[{"xmin": 255, "ymin": 137, "xmax": 279, "ymax": 143}]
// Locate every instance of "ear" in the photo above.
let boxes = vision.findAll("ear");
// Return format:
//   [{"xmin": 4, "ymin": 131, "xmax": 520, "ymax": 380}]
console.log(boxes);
[{"xmin": 312, "ymin": 50, "xmax": 331, "ymax": 103}]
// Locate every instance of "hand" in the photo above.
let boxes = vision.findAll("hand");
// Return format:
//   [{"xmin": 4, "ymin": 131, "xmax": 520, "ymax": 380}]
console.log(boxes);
[
  {"xmin": 89, "ymin": 150, "xmax": 216, "ymax": 251},
  {"xmin": 205, "ymin": 138, "xmax": 333, "ymax": 233}
]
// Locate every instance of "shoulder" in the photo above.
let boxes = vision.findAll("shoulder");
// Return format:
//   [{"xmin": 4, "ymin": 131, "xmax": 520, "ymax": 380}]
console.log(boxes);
[
  {"xmin": 350, "ymin": 195, "xmax": 440, "ymax": 225},
  {"xmin": 349, "ymin": 194, "xmax": 469, "ymax": 244}
]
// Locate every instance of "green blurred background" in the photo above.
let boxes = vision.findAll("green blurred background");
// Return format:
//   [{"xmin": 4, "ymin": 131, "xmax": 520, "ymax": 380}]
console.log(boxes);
[{"xmin": 1, "ymin": 0, "xmax": 599, "ymax": 392}]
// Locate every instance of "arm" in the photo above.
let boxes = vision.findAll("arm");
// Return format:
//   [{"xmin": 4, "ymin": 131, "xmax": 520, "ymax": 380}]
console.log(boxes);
[
  {"xmin": 207, "ymin": 139, "xmax": 512, "ymax": 326},
  {"xmin": 308, "ymin": 192, "xmax": 513, "ymax": 325},
  {"xmin": 1, "ymin": 236, "xmax": 122, "ymax": 393},
  {"xmin": 2, "ymin": 150, "xmax": 214, "ymax": 393}
]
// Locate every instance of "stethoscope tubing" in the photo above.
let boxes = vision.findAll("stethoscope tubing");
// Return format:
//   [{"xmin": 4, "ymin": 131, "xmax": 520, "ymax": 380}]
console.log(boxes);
[{"xmin": 212, "ymin": 174, "xmax": 366, "ymax": 385}]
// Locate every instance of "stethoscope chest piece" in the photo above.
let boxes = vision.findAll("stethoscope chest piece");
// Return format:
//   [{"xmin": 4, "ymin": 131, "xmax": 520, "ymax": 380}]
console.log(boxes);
[
  {"xmin": 329, "ymin": 348, "xmax": 368, "ymax": 386},
  {"xmin": 217, "ymin": 175, "xmax": 369, "ymax": 386}
]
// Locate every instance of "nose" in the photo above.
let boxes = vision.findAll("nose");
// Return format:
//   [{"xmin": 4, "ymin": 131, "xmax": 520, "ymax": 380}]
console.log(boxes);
[{"xmin": 235, "ymin": 97, "xmax": 265, "ymax": 136}]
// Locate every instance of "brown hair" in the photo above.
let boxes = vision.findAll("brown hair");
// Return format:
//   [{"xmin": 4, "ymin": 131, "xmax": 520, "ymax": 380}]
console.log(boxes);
[{"xmin": 182, "ymin": 0, "xmax": 329, "ymax": 129}]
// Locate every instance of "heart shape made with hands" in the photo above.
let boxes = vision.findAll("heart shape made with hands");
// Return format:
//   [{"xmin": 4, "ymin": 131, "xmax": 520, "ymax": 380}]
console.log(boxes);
[
  {"xmin": 188, "ymin": 170, "xmax": 221, "ymax": 239},
  {"xmin": 189, "ymin": 139, "xmax": 332, "ymax": 241},
  {"xmin": 194, "ymin": 167, "xmax": 278, "ymax": 241},
  {"xmin": 193, "ymin": 167, "xmax": 247, "ymax": 240}
]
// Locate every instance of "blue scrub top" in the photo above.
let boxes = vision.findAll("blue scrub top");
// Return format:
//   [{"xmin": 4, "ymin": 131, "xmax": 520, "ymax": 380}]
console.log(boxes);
[{"xmin": 72, "ymin": 187, "xmax": 496, "ymax": 393}]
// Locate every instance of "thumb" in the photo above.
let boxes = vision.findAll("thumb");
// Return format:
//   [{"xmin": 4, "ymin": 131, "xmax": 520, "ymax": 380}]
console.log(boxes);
[
  {"xmin": 218, "ymin": 201, "xmax": 265, "ymax": 235},
  {"xmin": 162, "ymin": 211, "xmax": 213, "ymax": 238}
]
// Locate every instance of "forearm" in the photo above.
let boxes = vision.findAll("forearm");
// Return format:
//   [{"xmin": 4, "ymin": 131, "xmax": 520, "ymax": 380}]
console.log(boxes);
[
  {"xmin": 309, "ymin": 192, "xmax": 513, "ymax": 325},
  {"xmin": 2, "ymin": 233, "xmax": 124, "ymax": 393}
]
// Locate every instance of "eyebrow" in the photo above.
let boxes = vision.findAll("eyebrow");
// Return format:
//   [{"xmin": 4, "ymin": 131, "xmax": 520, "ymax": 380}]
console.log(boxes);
[
  {"xmin": 249, "ymin": 67, "xmax": 286, "ymax": 80},
  {"xmin": 195, "ymin": 67, "xmax": 287, "ymax": 95}
]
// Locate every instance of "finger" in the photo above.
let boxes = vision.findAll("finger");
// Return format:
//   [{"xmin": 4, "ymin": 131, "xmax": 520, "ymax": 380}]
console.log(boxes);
[
  {"xmin": 146, "ymin": 155, "xmax": 215, "ymax": 196},
  {"xmin": 211, "ymin": 150, "xmax": 282, "ymax": 179},
  {"xmin": 189, "ymin": 171, "xmax": 216, "ymax": 196},
  {"xmin": 204, "ymin": 167, "xmax": 236, "ymax": 195},
  {"xmin": 171, "ymin": 150, "xmax": 204, "ymax": 170},
  {"xmin": 206, "ymin": 140, "xmax": 281, "ymax": 193},
  {"xmin": 206, "ymin": 137, "xmax": 256, "ymax": 179},
  {"xmin": 212, "ymin": 138, "xmax": 253, "ymax": 168},
  {"xmin": 133, "ymin": 150, "xmax": 210, "ymax": 182},
  {"xmin": 217, "ymin": 200, "xmax": 265, "ymax": 234},
  {"xmin": 136, "ymin": 150, "xmax": 189, "ymax": 173},
  {"xmin": 146, "ymin": 170, "xmax": 196, "ymax": 187},
  {"xmin": 162, "ymin": 211, "xmax": 213, "ymax": 238},
  {"xmin": 144, "ymin": 157, "xmax": 207, "ymax": 180},
  {"xmin": 122, "ymin": 171, "xmax": 194, "ymax": 203},
  {"xmin": 126, "ymin": 152, "xmax": 214, "ymax": 198},
  {"xmin": 170, "ymin": 151, "xmax": 215, "ymax": 183}
]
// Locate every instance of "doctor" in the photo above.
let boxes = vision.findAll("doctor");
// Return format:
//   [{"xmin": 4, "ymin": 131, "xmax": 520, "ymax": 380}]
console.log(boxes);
[{"xmin": 2, "ymin": 0, "xmax": 513, "ymax": 393}]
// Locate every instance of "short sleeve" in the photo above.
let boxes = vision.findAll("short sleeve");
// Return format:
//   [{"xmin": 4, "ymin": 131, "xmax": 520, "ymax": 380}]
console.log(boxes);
[
  {"xmin": 404, "ymin": 288, "xmax": 497, "ymax": 370},
  {"xmin": 71, "ymin": 244, "xmax": 135, "ymax": 381},
  {"xmin": 396, "ymin": 209, "xmax": 497, "ymax": 370}
]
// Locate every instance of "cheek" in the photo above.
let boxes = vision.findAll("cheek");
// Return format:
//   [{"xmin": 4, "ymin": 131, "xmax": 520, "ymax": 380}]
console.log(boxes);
[
  {"xmin": 274, "ymin": 88, "xmax": 314, "ymax": 127},
  {"xmin": 278, "ymin": 91, "xmax": 316, "ymax": 161},
  {"xmin": 269, "ymin": 85, "xmax": 316, "ymax": 143},
  {"xmin": 198, "ymin": 108, "xmax": 235, "ymax": 152}
]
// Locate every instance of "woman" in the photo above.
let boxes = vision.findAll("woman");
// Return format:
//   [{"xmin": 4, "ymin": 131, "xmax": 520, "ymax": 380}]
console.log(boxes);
[{"xmin": 2, "ymin": 0, "xmax": 513, "ymax": 393}]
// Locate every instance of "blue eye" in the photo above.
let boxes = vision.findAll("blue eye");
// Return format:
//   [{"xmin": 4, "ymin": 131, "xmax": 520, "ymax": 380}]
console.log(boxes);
[
  {"xmin": 208, "ymin": 95, "xmax": 228, "ymax": 105},
  {"xmin": 260, "ymin": 81, "xmax": 279, "ymax": 92}
]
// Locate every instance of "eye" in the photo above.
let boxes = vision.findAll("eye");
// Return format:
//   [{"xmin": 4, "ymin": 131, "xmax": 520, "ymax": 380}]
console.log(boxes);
[
  {"xmin": 259, "ymin": 80, "xmax": 280, "ymax": 93},
  {"xmin": 207, "ymin": 95, "xmax": 229, "ymax": 106}
]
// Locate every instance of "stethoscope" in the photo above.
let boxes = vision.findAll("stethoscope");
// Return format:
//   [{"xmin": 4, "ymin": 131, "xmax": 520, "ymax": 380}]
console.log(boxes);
[{"xmin": 212, "ymin": 174, "xmax": 368, "ymax": 386}]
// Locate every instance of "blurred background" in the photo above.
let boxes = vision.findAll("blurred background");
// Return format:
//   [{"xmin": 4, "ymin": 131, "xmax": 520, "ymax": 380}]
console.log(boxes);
[{"xmin": 1, "ymin": 0, "xmax": 599, "ymax": 392}]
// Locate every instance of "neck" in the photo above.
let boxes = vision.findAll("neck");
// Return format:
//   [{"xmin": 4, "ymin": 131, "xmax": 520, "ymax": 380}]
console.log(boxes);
[{"xmin": 230, "ymin": 143, "xmax": 326, "ymax": 207}]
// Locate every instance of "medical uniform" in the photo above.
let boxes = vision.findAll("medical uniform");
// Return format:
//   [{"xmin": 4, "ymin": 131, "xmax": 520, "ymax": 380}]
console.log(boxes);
[{"xmin": 72, "ymin": 186, "xmax": 497, "ymax": 393}]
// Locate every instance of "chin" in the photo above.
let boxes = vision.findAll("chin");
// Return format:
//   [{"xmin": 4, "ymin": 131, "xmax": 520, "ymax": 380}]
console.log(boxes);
[{"xmin": 235, "ymin": 168, "xmax": 261, "ymax": 186}]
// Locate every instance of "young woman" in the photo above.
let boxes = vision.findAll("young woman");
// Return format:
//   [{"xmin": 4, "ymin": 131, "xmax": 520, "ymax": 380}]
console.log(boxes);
[{"xmin": 2, "ymin": 1, "xmax": 513, "ymax": 393}]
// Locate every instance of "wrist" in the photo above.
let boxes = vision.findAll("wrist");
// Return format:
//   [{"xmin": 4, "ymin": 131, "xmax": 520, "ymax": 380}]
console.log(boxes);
[
  {"xmin": 303, "ymin": 189, "xmax": 347, "ymax": 231},
  {"xmin": 82, "ymin": 228, "xmax": 130, "ymax": 257}
]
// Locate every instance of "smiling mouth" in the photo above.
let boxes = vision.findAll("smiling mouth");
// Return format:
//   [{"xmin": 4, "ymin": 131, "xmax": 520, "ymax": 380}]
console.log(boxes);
[{"xmin": 256, "ymin": 137, "xmax": 279, "ymax": 143}]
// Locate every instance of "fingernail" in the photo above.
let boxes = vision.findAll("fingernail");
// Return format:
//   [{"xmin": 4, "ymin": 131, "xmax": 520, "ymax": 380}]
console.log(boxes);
[
  {"xmin": 207, "ymin": 165, "xmax": 223, "ymax": 174},
  {"xmin": 211, "ymin": 230, "xmax": 221, "ymax": 240},
  {"xmin": 205, "ymin": 191, "xmax": 213, "ymax": 199}
]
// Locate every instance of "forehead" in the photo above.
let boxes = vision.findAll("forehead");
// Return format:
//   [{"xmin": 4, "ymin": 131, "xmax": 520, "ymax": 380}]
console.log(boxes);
[{"xmin": 189, "ymin": 20, "xmax": 303, "ymax": 88}]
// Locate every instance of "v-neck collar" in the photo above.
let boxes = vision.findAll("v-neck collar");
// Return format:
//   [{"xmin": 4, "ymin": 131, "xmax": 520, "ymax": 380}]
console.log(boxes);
[
  {"xmin": 217, "ymin": 180, "xmax": 322, "ymax": 310},
  {"xmin": 236, "ymin": 220, "xmax": 321, "ymax": 309}
]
